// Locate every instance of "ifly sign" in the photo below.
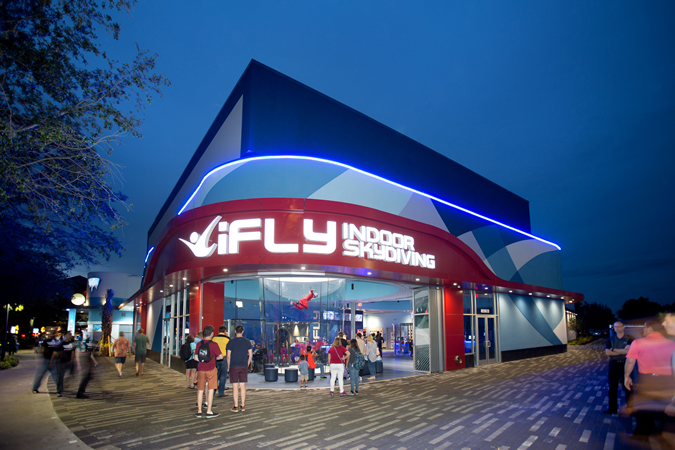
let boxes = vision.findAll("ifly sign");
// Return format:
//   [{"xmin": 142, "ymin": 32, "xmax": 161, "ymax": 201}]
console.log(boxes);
[{"xmin": 179, "ymin": 216, "xmax": 436, "ymax": 269}]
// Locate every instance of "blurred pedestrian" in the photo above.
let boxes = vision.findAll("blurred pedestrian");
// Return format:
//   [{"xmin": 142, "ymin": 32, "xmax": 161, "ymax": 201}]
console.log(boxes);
[
  {"xmin": 183, "ymin": 334, "xmax": 198, "ymax": 388},
  {"xmin": 76, "ymin": 341, "xmax": 99, "ymax": 399},
  {"xmin": 624, "ymin": 319, "xmax": 675, "ymax": 438},
  {"xmin": 32, "ymin": 332, "xmax": 61, "ymax": 394},
  {"xmin": 328, "ymin": 337, "xmax": 348, "ymax": 396},
  {"xmin": 604, "ymin": 321, "xmax": 633, "ymax": 414},
  {"xmin": 348, "ymin": 338, "xmax": 363, "ymax": 395},
  {"xmin": 112, "ymin": 331, "xmax": 130, "ymax": 378},
  {"xmin": 52, "ymin": 331, "xmax": 75, "ymax": 397},
  {"xmin": 133, "ymin": 328, "xmax": 150, "ymax": 376}
]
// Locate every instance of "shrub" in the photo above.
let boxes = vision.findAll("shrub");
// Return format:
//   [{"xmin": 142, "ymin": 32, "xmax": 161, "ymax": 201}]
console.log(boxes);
[
  {"xmin": 0, "ymin": 356, "xmax": 19, "ymax": 369},
  {"xmin": 0, "ymin": 361, "xmax": 11, "ymax": 370},
  {"xmin": 568, "ymin": 336, "xmax": 595, "ymax": 345}
]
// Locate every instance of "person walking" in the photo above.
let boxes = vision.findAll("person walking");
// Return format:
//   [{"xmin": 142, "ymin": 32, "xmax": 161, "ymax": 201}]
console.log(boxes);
[
  {"xmin": 376, "ymin": 331, "xmax": 384, "ymax": 355},
  {"xmin": 194, "ymin": 325, "xmax": 221, "ymax": 418},
  {"xmin": 52, "ymin": 331, "xmax": 75, "ymax": 397},
  {"xmin": 365, "ymin": 335, "xmax": 379, "ymax": 381},
  {"xmin": 112, "ymin": 331, "xmax": 130, "ymax": 378},
  {"xmin": 212, "ymin": 325, "xmax": 230, "ymax": 398},
  {"xmin": 32, "ymin": 331, "xmax": 61, "ymax": 394},
  {"xmin": 624, "ymin": 319, "xmax": 675, "ymax": 438},
  {"xmin": 348, "ymin": 338, "xmax": 363, "ymax": 395},
  {"xmin": 76, "ymin": 341, "xmax": 99, "ymax": 399},
  {"xmin": 604, "ymin": 321, "xmax": 633, "ymax": 414},
  {"xmin": 133, "ymin": 328, "xmax": 150, "ymax": 376},
  {"xmin": 226, "ymin": 324, "xmax": 253, "ymax": 412},
  {"xmin": 328, "ymin": 337, "xmax": 348, "ymax": 396}
]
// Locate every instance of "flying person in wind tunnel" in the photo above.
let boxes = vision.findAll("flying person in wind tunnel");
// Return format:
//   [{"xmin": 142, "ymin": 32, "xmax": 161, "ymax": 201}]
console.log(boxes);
[{"xmin": 291, "ymin": 289, "xmax": 318, "ymax": 310}]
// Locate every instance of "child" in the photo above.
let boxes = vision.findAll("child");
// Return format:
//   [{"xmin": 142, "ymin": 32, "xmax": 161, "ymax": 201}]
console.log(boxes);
[{"xmin": 298, "ymin": 354, "xmax": 309, "ymax": 389}]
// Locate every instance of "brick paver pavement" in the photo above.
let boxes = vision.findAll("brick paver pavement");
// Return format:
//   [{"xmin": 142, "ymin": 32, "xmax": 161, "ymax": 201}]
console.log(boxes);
[{"xmin": 50, "ymin": 341, "xmax": 651, "ymax": 449}]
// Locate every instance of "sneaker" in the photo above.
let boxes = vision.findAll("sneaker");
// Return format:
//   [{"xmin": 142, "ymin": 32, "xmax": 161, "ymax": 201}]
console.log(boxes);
[
  {"xmin": 240, "ymin": 405, "xmax": 246, "ymax": 412},
  {"xmin": 195, "ymin": 412, "xmax": 203, "ymax": 418},
  {"xmin": 76, "ymin": 393, "xmax": 89, "ymax": 399},
  {"xmin": 32, "ymin": 390, "xmax": 39, "ymax": 394},
  {"xmin": 217, "ymin": 393, "xmax": 228, "ymax": 397},
  {"xmin": 340, "ymin": 392, "xmax": 347, "ymax": 396},
  {"xmin": 57, "ymin": 393, "xmax": 62, "ymax": 397},
  {"xmin": 348, "ymin": 391, "xmax": 355, "ymax": 395},
  {"xmin": 355, "ymin": 391, "xmax": 358, "ymax": 395},
  {"xmin": 230, "ymin": 406, "xmax": 239, "ymax": 413},
  {"xmin": 330, "ymin": 391, "xmax": 334, "ymax": 396},
  {"xmin": 205, "ymin": 412, "xmax": 219, "ymax": 418},
  {"xmin": 320, "ymin": 376, "xmax": 327, "ymax": 379}
]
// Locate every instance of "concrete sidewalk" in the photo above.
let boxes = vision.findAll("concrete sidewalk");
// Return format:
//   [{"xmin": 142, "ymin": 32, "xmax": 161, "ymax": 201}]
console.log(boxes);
[{"xmin": 0, "ymin": 349, "xmax": 89, "ymax": 449}]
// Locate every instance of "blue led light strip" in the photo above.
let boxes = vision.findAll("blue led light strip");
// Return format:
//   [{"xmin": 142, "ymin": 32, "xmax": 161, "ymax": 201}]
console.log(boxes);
[
  {"xmin": 177, "ymin": 155, "xmax": 561, "ymax": 250},
  {"xmin": 144, "ymin": 247, "xmax": 155, "ymax": 263}
]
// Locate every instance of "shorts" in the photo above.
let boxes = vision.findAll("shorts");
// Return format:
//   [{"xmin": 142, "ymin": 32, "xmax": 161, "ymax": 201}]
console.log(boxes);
[
  {"xmin": 300, "ymin": 374, "xmax": 308, "ymax": 382},
  {"xmin": 186, "ymin": 359, "xmax": 199, "ymax": 369},
  {"xmin": 135, "ymin": 353, "xmax": 146, "ymax": 363},
  {"xmin": 229, "ymin": 366, "xmax": 248, "ymax": 383},
  {"xmin": 115, "ymin": 356, "xmax": 126, "ymax": 364},
  {"xmin": 197, "ymin": 368, "xmax": 217, "ymax": 390}
]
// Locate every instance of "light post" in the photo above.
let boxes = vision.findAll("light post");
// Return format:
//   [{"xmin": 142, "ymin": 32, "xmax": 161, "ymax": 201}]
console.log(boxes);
[{"xmin": 2, "ymin": 303, "xmax": 9, "ymax": 360}]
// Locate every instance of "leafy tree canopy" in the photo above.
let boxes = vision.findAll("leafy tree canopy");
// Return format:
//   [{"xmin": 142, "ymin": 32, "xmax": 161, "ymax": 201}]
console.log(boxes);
[
  {"xmin": 573, "ymin": 301, "xmax": 616, "ymax": 332},
  {"xmin": 0, "ymin": 0, "xmax": 169, "ymax": 273},
  {"xmin": 617, "ymin": 297, "xmax": 669, "ymax": 321}
]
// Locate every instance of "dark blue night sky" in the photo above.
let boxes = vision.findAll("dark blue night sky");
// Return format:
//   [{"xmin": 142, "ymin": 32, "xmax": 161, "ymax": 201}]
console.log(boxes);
[{"xmin": 80, "ymin": 1, "xmax": 675, "ymax": 313}]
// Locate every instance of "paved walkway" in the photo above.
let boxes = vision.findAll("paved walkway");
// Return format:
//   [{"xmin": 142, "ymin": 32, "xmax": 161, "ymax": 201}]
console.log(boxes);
[{"xmin": 0, "ymin": 342, "xmax": 656, "ymax": 449}]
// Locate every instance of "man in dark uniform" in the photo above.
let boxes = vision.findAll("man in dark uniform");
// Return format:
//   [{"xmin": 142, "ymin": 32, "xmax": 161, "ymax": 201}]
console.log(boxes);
[{"xmin": 604, "ymin": 321, "xmax": 633, "ymax": 414}]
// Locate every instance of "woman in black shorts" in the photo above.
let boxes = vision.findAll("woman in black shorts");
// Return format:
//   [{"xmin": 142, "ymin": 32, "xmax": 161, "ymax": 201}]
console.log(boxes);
[{"xmin": 185, "ymin": 335, "xmax": 199, "ymax": 388}]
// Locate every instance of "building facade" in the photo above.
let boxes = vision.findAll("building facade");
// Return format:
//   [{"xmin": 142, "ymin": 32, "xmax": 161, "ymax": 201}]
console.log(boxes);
[{"xmin": 126, "ymin": 61, "xmax": 583, "ymax": 372}]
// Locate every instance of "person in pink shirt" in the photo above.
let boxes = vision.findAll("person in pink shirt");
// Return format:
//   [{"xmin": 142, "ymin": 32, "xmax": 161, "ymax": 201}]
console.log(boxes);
[
  {"xmin": 624, "ymin": 319, "xmax": 675, "ymax": 438},
  {"xmin": 112, "ymin": 332, "xmax": 131, "ymax": 378}
]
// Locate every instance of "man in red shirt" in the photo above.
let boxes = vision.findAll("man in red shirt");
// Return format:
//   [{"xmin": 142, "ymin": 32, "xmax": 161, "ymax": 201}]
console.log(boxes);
[
  {"xmin": 194, "ymin": 325, "xmax": 222, "ymax": 418},
  {"xmin": 625, "ymin": 319, "xmax": 675, "ymax": 437},
  {"xmin": 112, "ymin": 331, "xmax": 130, "ymax": 378}
]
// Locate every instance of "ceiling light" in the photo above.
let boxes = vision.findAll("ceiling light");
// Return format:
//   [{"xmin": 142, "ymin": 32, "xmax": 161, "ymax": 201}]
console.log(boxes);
[
  {"xmin": 169, "ymin": 284, "xmax": 173, "ymax": 287},
  {"xmin": 367, "ymin": 272, "xmax": 372, "ymax": 275},
  {"xmin": 160, "ymin": 290, "xmax": 163, "ymax": 293},
  {"xmin": 301, "ymin": 266, "xmax": 306, "ymax": 270},
  {"xmin": 223, "ymin": 268, "xmax": 228, "ymax": 272},
  {"xmin": 415, "ymin": 278, "xmax": 420, "ymax": 281},
  {"xmin": 509, "ymin": 290, "xmax": 513, "ymax": 293},
  {"xmin": 529, "ymin": 293, "xmax": 532, "ymax": 296},
  {"xmin": 183, "ymin": 277, "xmax": 187, "ymax": 280},
  {"xmin": 453, "ymin": 282, "xmax": 457, "ymax": 286}
]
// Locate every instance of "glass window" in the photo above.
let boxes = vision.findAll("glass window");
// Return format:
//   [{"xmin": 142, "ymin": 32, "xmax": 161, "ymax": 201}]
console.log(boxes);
[
  {"xmin": 463, "ymin": 291, "xmax": 473, "ymax": 314},
  {"xmin": 464, "ymin": 315, "xmax": 474, "ymax": 354},
  {"xmin": 476, "ymin": 292, "xmax": 494, "ymax": 315},
  {"xmin": 414, "ymin": 290, "xmax": 429, "ymax": 314}
]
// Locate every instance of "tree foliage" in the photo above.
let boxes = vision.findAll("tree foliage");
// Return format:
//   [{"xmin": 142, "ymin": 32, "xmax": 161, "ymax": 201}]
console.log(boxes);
[
  {"xmin": 0, "ymin": 0, "xmax": 169, "ymax": 271},
  {"xmin": 573, "ymin": 302, "xmax": 616, "ymax": 332},
  {"xmin": 617, "ymin": 297, "xmax": 666, "ymax": 321}
]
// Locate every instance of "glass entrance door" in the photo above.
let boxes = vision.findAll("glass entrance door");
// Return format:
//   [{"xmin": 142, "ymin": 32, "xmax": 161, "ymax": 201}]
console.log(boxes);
[{"xmin": 477, "ymin": 316, "xmax": 498, "ymax": 365}]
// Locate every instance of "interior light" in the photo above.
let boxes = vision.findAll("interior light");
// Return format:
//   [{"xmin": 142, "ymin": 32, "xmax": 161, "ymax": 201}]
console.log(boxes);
[
  {"xmin": 415, "ymin": 278, "xmax": 420, "ymax": 281},
  {"xmin": 236, "ymin": 301, "xmax": 243, "ymax": 308},
  {"xmin": 170, "ymin": 284, "xmax": 173, "ymax": 287},
  {"xmin": 176, "ymin": 155, "xmax": 562, "ymax": 250},
  {"xmin": 223, "ymin": 268, "xmax": 228, "ymax": 272},
  {"xmin": 367, "ymin": 272, "xmax": 372, "ymax": 275},
  {"xmin": 509, "ymin": 290, "xmax": 513, "ymax": 293},
  {"xmin": 301, "ymin": 266, "xmax": 306, "ymax": 270},
  {"xmin": 183, "ymin": 277, "xmax": 187, "ymax": 280},
  {"xmin": 529, "ymin": 293, "xmax": 533, "ymax": 296},
  {"xmin": 547, "ymin": 295, "xmax": 550, "ymax": 298},
  {"xmin": 453, "ymin": 283, "xmax": 457, "ymax": 286},
  {"xmin": 160, "ymin": 290, "xmax": 163, "ymax": 293}
]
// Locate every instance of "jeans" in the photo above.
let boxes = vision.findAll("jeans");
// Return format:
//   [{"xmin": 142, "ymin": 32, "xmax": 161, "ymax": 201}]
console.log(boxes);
[
  {"xmin": 216, "ymin": 359, "xmax": 228, "ymax": 396},
  {"xmin": 313, "ymin": 363, "xmax": 325, "ymax": 377},
  {"xmin": 367, "ymin": 360, "xmax": 376, "ymax": 377},
  {"xmin": 32, "ymin": 358, "xmax": 57, "ymax": 392},
  {"xmin": 56, "ymin": 361, "xmax": 73, "ymax": 394},
  {"xmin": 329, "ymin": 363, "xmax": 344, "ymax": 393},
  {"xmin": 349, "ymin": 364, "xmax": 360, "ymax": 393}
]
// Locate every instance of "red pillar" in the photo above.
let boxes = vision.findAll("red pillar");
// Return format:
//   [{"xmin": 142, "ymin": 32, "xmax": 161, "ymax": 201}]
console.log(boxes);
[
  {"xmin": 189, "ymin": 284, "xmax": 201, "ymax": 336},
  {"xmin": 444, "ymin": 286, "xmax": 466, "ymax": 371},
  {"xmin": 201, "ymin": 282, "xmax": 225, "ymax": 331}
]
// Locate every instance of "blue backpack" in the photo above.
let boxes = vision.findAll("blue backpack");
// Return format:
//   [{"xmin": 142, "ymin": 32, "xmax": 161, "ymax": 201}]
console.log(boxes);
[{"xmin": 353, "ymin": 351, "xmax": 365, "ymax": 370}]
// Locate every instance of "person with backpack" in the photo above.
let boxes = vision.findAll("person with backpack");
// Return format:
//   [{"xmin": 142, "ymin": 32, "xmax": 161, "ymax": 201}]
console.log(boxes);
[
  {"xmin": 181, "ymin": 335, "xmax": 198, "ymax": 389},
  {"xmin": 348, "ymin": 338, "xmax": 364, "ymax": 395},
  {"xmin": 194, "ymin": 326, "xmax": 222, "ymax": 418}
]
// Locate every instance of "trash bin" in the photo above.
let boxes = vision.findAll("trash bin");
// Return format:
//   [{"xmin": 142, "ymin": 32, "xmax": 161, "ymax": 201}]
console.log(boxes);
[
  {"xmin": 285, "ymin": 368, "xmax": 299, "ymax": 382},
  {"xmin": 264, "ymin": 367, "xmax": 278, "ymax": 382}
]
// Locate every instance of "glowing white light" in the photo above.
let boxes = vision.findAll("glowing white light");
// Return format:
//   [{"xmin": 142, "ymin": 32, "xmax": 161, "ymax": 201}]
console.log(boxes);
[
  {"xmin": 71, "ymin": 293, "xmax": 85, "ymax": 306},
  {"xmin": 177, "ymin": 156, "xmax": 561, "ymax": 250},
  {"xmin": 236, "ymin": 301, "xmax": 244, "ymax": 308},
  {"xmin": 88, "ymin": 278, "xmax": 100, "ymax": 292},
  {"xmin": 144, "ymin": 247, "xmax": 155, "ymax": 263}
]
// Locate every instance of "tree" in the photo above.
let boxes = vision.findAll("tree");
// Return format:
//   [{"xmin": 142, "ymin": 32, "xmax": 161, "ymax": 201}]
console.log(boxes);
[
  {"xmin": 617, "ymin": 297, "xmax": 664, "ymax": 321},
  {"xmin": 100, "ymin": 288, "xmax": 114, "ymax": 356},
  {"xmin": 574, "ymin": 302, "xmax": 616, "ymax": 332},
  {"xmin": 0, "ymin": 0, "xmax": 170, "ymax": 269}
]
